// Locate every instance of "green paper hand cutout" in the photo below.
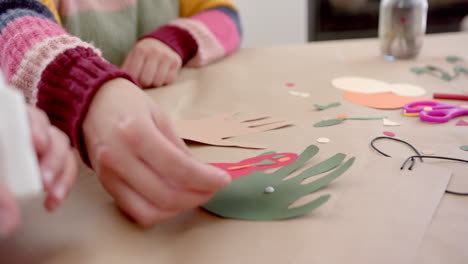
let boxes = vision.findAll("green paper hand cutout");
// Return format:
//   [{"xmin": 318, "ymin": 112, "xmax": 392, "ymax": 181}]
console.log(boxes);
[{"xmin": 202, "ymin": 145, "xmax": 356, "ymax": 221}]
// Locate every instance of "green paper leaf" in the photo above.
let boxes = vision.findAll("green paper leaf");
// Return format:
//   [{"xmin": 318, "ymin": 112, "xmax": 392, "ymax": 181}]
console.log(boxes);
[
  {"xmin": 313, "ymin": 119, "xmax": 345, "ymax": 127},
  {"xmin": 202, "ymin": 145, "xmax": 356, "ymax": 221},
  {"xmin": 257, "ymin": 151, "xmax": 276, "ymax": 157},
  {"xmin": 454, "ymin": 65, "xmax": 468, "ymax": 73},
  {"xmin": 273, "ymin": 155, "xmax": 286, "ymax": 159},
  {"xmin": 254, "ymin": 159, "xmax": 277, "ymax": 166},
  {"xmin": 410, "ymin": 67, "xmax": 426, "ymax": 74},
  {"xmin": 446, "ymin": 56, "xmax": 462, "ymax": 64},
  {"xmin": 314, "ymin": 102, "xmax": 342, "ymax": 111}
]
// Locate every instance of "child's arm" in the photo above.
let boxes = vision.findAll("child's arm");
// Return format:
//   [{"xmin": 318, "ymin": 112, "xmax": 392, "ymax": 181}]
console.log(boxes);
[
  {"xmin": 157, "ymin": 0, "xmax": 242, "ymax": 67},
  {"xmin": 0, "ymin": 0, "xmax": 135, "ymax": 163},
  {"xmin": 0, "ymin": 1, "xmax": 231, "ymax": 226},
  {"xmin": 122, "ymin": 0, "xmax": 242, "ymax": 87}
]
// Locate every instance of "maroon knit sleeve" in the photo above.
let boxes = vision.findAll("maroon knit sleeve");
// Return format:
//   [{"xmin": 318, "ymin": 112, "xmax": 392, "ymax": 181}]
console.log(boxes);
[
  {"xmin": 141, "ymin": 25, "xmax": 198, "ymax": 64},
  {"xmin": 37, "ymin": 46, "xmax": 137, "ymax": 166}
]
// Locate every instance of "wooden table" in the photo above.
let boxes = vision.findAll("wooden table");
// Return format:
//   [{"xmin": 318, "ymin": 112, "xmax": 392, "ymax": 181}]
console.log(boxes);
[{"xmin": 1, "ymin": 32, "xmax": 467, "ymax": 264}]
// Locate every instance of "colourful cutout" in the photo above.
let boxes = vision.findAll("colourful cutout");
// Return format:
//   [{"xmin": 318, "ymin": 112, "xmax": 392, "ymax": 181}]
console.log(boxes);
[
  {"xmin": 255, "ymin": 159, "xmax": 277, "ymax": 166},
  {"xmin": 314, "ymin": 117, "xmax": 384, "ymax": 127},
  {"xmin": 273, "ymin": 155, "xmax": 286, "ymax": 159},
  {"xmin": 383, "ymin": 118, "xmax": 401, "ymax": 126},
  {"xmin": 337, "ymin": 114, "xmax": 348, "ymax": 119},
  {"xmin": 461, "ymin": 146, "xmax": 468, "ymax": 151},
  {"xmin": 446, "ymin": 56, "xmax": 462, "ymax": 64},
  {"xmin": 317, "ymin": 137, "xmax": 331, "ymax": 144},
  {"xmin": 174, "ymin": 111, "xmax": 293, "ymax": 149},
  {"xmin": 456, "ymin": 119, "xmax": 468, "ymax": 126},
  {"xmin": 286, "ymin": 82, "xmax": 295, "ymax": 87},
  {"xmin": 384, "ymin": 131, "xmax": 396, "ymax": 137},
  {"xmin": 332, "ymin": 77, "xmax": 426, "ymax": 96},
  {"xmin": 289, "ymin": 90, "xmax": 310, "ymax": 98},
  {"xmin": 203, "ymin": 145, "xmax": 356, "ymax": 221},
  {"xmin": 210, "ymin": 152, "xmax": 298, "ymax": 179},
  {"xmin": 314, "ymin": 102, "xmax": 341, "ymax": 111},
  {"xmin": 343, "ymin": 91, "xmax": 429, "ymax": 110},
  {"xmin": 314, "ymin": 119, "xmax": 345, "ymax": 127},
  {"xmin": 422, "ymin": 149, "xmax": 436, "ymax": 155}
]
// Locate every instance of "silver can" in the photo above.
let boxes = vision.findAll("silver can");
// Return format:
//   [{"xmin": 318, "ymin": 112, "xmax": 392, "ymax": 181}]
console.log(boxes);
[{"xmin": 379, "ymin": 0, "xmax": 428, "ymax": 60}]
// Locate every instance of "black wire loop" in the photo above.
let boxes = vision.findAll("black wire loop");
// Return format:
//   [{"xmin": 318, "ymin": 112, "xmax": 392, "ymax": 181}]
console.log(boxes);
[
  {"xmin": 370, "ymin": 136, "xmax": 424, "ymax": 162},
  {"xmin": 371, "ymin": 137, "xmax": 468, "ymax": 196}
]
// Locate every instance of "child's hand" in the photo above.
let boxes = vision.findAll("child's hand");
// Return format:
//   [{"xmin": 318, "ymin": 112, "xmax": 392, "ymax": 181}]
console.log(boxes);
[
  {"xmin": 28, "ymin": 106, "xmax": 78, "ymax": 212},
  {"xmin": 122, "ymin": 38, "xmax": 183, "ymax": 88},
  {"xmin": 0, "ymin": 107, "xmax": 77, "ymax": 238},
  {"xmin": 83, "ymin": 78, "xmax": 231, "ymax": 226}
]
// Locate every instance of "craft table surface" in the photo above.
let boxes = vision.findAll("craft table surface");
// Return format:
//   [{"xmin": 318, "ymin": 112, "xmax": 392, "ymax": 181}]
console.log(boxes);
[{"xmin": 1, "ymin": 32, "xmax": 467, "ymax": 264}]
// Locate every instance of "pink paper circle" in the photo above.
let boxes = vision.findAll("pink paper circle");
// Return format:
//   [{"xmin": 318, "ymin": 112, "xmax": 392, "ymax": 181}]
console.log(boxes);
[{"xmin": 383, "ymin": 131, "xmax": 396, "ymax": 137}]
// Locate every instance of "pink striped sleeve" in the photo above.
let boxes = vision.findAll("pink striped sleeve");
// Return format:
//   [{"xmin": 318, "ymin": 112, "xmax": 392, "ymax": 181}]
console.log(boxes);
[
  {"xmin": 0, "ymin": 16, "xmax": 66, "ymax": 82},
  {"xmin": 190, "ymin": 10, "xmax": 240, "ymax": 55}
]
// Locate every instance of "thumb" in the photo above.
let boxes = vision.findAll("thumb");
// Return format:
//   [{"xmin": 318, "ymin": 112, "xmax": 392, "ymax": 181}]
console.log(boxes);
[{"xmin": 0, "ymin": 182, "xmax": 20, "ymax": 238}]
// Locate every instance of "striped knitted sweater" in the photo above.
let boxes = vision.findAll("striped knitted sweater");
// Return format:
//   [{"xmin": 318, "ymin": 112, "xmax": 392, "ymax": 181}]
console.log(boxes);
[{"xmin": 0, "ymin": 0, "xmax": 241, "ymax": 163}]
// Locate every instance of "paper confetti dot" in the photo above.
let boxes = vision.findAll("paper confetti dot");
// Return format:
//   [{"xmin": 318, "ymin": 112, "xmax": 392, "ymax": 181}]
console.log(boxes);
[
  {"xmin": 456, "ymin": 119, "xmax": 468, "ymax": 126},
  {"xmin": 264, "ymin": 186, "xmax": 275, "ymax": 193},
  {"xmin": 422, "ymin": 149, "xmax": 436, "ymax": 155},
  {"xmin": 337, "ymin": 114, "xmax": 348, "ymax": 119},
  {"xmin": 286, "ymin": 82, "xmax": 296, "ymax": 87},
  {"xmin": 317, "ymin": 137, "xmax": 331, "ymax": 144},
  {"xmin": 288, "ymin": 90, "xmax": 310, "ymax": 98},
  {"xmin": 461, "ymin": 145, "xmax": 468, "ymax": 151},
  {"xmin": 383, "ymin": 131, "xmax": 396, "ymax": 137}
]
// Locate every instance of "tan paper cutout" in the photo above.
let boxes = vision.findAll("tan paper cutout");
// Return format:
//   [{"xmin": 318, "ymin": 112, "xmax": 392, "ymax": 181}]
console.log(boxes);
[{"xmin": 174, "ymin": 111, "xmax": 293, "ymax": 148}]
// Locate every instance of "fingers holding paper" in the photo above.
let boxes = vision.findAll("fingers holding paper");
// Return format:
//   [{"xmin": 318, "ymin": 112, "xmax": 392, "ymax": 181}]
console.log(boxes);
[{"xmin": 83, "ymin": 79, "xmax": 231, "ymax": 226}]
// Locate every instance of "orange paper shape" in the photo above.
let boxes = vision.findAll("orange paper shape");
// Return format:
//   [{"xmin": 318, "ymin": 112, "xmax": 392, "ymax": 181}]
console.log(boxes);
[
  {"xmin": 343, "ymin": 91, "xmax": 429, "ymax": 109},
  {"xmin": 174, "ymin": 111, "xmax": 294, "ymax": 149}
]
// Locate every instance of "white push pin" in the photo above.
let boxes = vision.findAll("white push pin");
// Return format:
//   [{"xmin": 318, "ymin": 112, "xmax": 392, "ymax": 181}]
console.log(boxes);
[{"xmin": 264, "ymin": 186, "xmax": 275, "ymax": 194}]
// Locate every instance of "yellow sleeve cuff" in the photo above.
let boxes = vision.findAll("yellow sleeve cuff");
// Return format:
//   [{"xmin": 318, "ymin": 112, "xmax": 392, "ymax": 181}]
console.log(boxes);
[
  {"xmin": 180, "ymin": 0, "xmax": 237, "ymax": 18},
  {"xmin": 38, "ymin": 0, "xmax": 62, "ymax": 24}
]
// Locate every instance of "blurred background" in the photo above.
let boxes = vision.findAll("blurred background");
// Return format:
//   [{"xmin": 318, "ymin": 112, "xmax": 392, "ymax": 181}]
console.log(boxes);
[{"xmin": 232, "ymin": 0, "xmax": 468, "ymax": 48}]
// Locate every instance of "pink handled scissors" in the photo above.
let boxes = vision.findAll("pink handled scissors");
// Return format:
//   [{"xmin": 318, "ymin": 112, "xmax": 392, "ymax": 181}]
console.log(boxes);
[{"xmin": 403, "ymin": 100, "xmax": 468, "ymax": 123}]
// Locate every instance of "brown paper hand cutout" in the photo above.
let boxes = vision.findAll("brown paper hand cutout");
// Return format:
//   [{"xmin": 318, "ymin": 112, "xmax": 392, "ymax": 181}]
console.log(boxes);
[{"xmin": 174, "ymin": 111, "xmax": 294, "ymax": 148}]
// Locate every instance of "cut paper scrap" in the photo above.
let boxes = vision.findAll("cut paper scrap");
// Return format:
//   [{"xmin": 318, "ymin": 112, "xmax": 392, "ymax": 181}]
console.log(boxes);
[
  {"xmin": 317, "ymin": 137, "xmax": 331, "ymax": 144},
  {"xmin": 422, "ymin": 149, "xmax": 436, "ymax": 155},
  {"xmin": 288, "ymin": 90, "xmax": 310, "ymax": 98},
  {"xmin": 383, "ymin": 131, "xmax": 396, "ymax": 137},
  {"xmin": 332, "ymin": 76, "xmax": 426, "ymax": 96},
  {"xmin": 314, "ymin": 117, "xmax": 384, "ymax": 127},
  {"xmin": 411, "ymin": 64, "xmax": 468, "ymax": 81},
  {"xmin": 343, "ymin": 91, "xmax": 429, "ymax": 110},
  {"xmin": 447, "ymin": 55, "xmax": 463, "ymax": 63},
  {"xmin": 210, "ymin": 152, "xmax": 298, "ymax": 179},
  {"xmin": 202, "ymin": 145, "xmax": 356, "ymax": 221},
  {"xmin": 332, "ymin": 77, "xmax": 390, "ymax": 94},
  {"xmin": 461, "ymin": 145, "xmax": 468, "ymax": 151},
  {"xmin": 456, "ymin": 119, "xmax": 468, "ymax": 126},
  {"xmin": 314, "ymin": 102, "xmax": 341, "ymax": 111},
  {"xmin": 383, "ymin": 118, "xmax": 401, "ymax": 126},
  {"xmin": 174, "ymin": 111, "xmax": 293, "ymax": 149}
]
